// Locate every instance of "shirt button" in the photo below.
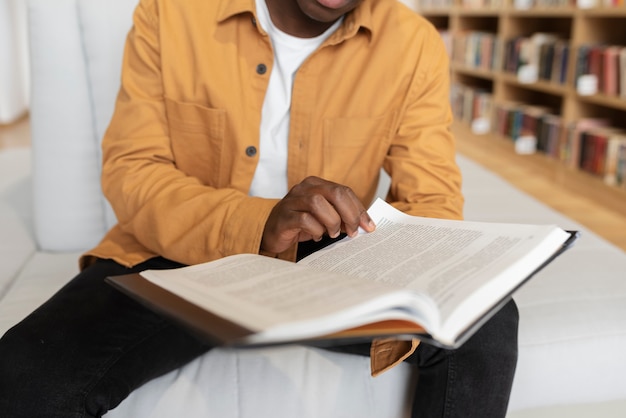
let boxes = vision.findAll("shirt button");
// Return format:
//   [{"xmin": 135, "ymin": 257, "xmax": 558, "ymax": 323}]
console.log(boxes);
[
  {"xmin": 245, "ymin": 146, "xmax": 257, "ymax": 157},
  {"xmin": 256, "ymin": 63, "xmax": 267, "ymax": 75}
]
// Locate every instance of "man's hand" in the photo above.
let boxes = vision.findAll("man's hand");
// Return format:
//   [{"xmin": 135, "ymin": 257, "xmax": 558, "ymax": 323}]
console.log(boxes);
[{"xmin": 261, "ymin": 176, "xmax": 376, "ymax": 255}]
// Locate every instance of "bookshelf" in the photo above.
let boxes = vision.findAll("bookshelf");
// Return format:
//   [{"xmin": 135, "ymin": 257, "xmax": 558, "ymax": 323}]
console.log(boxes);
[{"xmin": 402, "ymin": 0, "xmax": 626, "ymax": 198}]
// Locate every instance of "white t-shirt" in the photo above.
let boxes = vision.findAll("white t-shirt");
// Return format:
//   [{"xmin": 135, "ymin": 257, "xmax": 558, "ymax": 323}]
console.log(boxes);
[{"xmin": 249, "ymin": 0, "xmax": 342, "ymax": 198}]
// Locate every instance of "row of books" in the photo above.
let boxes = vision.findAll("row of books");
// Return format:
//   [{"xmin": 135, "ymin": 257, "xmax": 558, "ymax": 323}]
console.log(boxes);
[
  {"xmin": 415, "ymin": 0, "xmax": 454, "ymax": 8},
  {"xmin": 450, "ymin": 31, "xmax": 570, "ymax": 86},
  {"xmin": 578, "ymin": 0, "xmax": 624, "ymax": 7},
  {"xmin": 513, "ymin": 0, "xmax": 574, "ymax": 9},
  {"xmin": 502, "ymin": 33, "xmax": 569, "ymax": 85},
  {"xmin": 461, "ymin": 0, "xmax": 505, "ymax": 7},
  {"xmin": 450, "ymin": 84, "xmax": 494, "ymax": 134},
  {"xmin": 575, "ymin": 44, "xmax": 626, "ymax": 98},
  {"xmin": 451, "ymin": 32, "xmax": 501, "ymax": 72},
  {"xmin": 494, "ymin": 102, "xmax": 626, "ymax": 187},
  {"xmin": 417, "ymin": 0, "xmax": 623, "ymax": 7},
  {"xmin": 451, "ymin": 84, "xmax": 626, "ymax": 187},
  {"xmin": 449, "ymin": 32, "xmax": 626, "ymax": 98}
]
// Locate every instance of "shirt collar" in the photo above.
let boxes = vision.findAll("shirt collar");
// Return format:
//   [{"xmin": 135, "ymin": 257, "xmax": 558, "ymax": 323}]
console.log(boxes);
[
  {"xmin": 335, "ymin": 0, "xmax": 374, "ymax": 44},
  {"xmin": 217, "ymin": 0, "xmax": 255, "ymax": 22},
  {"xmin": 216, "ymin": 0, "xmax": 374, "ymax": 43}
]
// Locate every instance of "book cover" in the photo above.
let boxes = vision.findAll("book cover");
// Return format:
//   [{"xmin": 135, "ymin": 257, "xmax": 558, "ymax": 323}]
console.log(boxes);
[
  {"xmin": 620, "ymin": 47, "xmax": 626, "ymax": 98},
  {"xmin": 575, "ymin": 45, "xmax": 590, "ymax": 82},
  {"xmin": 588, "ymin": 45, "xmax": 605, "ymax": 92},
  {"xmin": 580, "ymin": 127, "xmax": 621, "ymax": 175},
  {"xmin": 579, "ymin": 131, "xmax": 596, "ymax": 172},
  {"xmin": 563, "ymin": 118, "xmax": 610, "ymax": 169},
  {"xmin": 549, "ymin": 40, "xmax": 570, "ymax": 85},
  {"xmin": 604, "ymin": 133, "xmax": 626, "ymax": 186},
  {"xmin": 543, "ymin": 115, "xmax": 563, "ymax": 159},
  {"xmin": 602, "ymin": 46, "xmax": 620, "ymax": 96},
  {"xmin": 539, "ymin": 42, "xmax": 555, "ymax": 81},
  {"xmin": 559, "ymin": 44, "xmax": 569, "ymax": 84},
  {"xmin": 617, "ymin": 142, "xmax": 626, "ymax": 188}
]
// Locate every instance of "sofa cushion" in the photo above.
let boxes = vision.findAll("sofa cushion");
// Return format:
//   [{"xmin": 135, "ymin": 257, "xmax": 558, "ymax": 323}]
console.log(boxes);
[
  {"xmin": 106, "ymin": 345, "xmax": 415, "ymax": 418},
  {"xmin": 0, "ymin": 251, "xmax": 81, "ymax": 335}
]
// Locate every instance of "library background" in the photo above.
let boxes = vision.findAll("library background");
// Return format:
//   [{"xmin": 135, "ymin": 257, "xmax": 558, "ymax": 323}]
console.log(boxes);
[{"xmin": 402, "ymin": 0, "xmax": 626, "ymax": 221}]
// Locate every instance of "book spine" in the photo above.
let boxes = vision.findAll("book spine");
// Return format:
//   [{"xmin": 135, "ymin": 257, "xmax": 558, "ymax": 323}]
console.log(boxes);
[
  {"xmin": 602, "ymin": 47, "xmax": 619, "ymax": 97},
  {"xmin": 620, "ymin": 47, "xmax": 626, "ymax": 98},
  {"xmin": 604, "ymin": 137, "xmax": 624, "ymax": 185}
]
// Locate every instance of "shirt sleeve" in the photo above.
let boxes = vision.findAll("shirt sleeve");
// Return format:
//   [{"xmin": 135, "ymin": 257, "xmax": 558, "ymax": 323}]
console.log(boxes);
[
  {"xmin": 383, "ymin": 24, "xmax": 464, "ymax": 221},
  {"xmin": 100, "ymin": 0, "xmax": 281, "ymax": 265}
]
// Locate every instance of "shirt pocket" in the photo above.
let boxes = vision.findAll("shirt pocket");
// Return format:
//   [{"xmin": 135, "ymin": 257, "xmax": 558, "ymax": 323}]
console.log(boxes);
[
  {"xmin": 323, "ymin": 113, "xmax": 395, "ymax": 201},
  {"xmin": 165, "ymin": 97, "xmax": 226, "ymax": 186}
]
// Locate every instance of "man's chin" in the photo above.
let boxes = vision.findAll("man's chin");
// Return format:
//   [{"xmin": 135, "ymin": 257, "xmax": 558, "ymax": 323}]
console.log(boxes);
[{"xmin": 298, "ymin": 0, "xmax": 362, "ymax": 23}]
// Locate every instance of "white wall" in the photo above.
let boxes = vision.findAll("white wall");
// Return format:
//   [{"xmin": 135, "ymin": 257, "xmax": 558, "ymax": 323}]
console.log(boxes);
[{"xmin": 0, "ymin": 0, "xmax": 30, "ymax": 124}]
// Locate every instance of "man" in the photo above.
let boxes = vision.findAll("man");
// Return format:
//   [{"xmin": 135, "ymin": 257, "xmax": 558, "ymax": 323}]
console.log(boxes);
[{"xmin": 0, "ymin": 0, "xmax": 519, "ymax": 416}]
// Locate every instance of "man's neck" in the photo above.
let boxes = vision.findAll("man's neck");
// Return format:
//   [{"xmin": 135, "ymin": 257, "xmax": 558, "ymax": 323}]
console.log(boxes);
[{"xmin": 264, "ymin": 0, "xmax": 340, "ymax": 38}]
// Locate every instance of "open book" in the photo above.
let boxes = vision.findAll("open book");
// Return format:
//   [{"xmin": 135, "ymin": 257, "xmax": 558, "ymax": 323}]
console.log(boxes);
[{"xmin": 106, "ymin": 199, "xmax": 578, "ymax": 349}]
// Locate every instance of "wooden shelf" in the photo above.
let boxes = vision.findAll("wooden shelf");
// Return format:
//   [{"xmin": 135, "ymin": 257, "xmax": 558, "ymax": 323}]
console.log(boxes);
[
  {"xmin": 453, "ymin": 121, "xmax": 626, "ymax": 251},
  {"xmin": 414, "ymin": 0, "xmax": 626, "ymax": 204},
  {"xmin": 499, "ymin": 72, "xmax": 571, "ymax": 96},
  {"xmin": 454, "ymin": 121, "xmax": 626, "ymax": 209},
  {"xmin": 452, "ymin": 64, "xmax": 497, "ymax": 80},
  {"xmin": 577, "ymin": 93, "xmax": 626, "ymax": 112},
  {"xmin": 419, "ymin": 6, "xmax": 626, "ymax": 17}
]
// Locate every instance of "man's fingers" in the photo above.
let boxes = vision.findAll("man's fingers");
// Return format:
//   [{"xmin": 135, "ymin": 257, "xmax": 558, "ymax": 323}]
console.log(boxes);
[
  {"xmin": 314, "ymin": 180, "xmax": 373, "ymax": 237},
  {"xmin": 297, "ymin": 176, "xmax": 377, "ymax": 238},
  {"xmin": 261, "ymin": 177, "xmax": 376, "ymax": 254},
  {"xmin": 301, "ymin": 193, "xmax": 343, "ymax": 238}
]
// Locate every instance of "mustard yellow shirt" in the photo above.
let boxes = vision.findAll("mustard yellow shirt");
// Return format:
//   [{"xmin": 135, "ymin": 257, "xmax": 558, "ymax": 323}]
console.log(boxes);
[{"xmin": 84, "ymin": 0, "xmax": 464, "ymax": 375}]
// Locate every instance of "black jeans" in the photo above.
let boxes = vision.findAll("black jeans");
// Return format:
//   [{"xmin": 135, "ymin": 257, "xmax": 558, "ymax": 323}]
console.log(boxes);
[{"xmin": 0, "ymin": 257, "xmax": 518, "ymax": 418}]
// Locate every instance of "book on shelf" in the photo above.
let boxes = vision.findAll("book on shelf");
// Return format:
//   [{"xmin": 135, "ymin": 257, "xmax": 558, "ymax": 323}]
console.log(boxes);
[
  {"xmin": 525, "ymin": 33, "xmax": 559, "ymax": 82},
  {"xmin": 576, "ymin": 44, "xmax": 626, "ymax": 98},
  {"xmin": 604, "ymin": 132, "xmax": 626, "ymax": 186},
  {"xmin": 106, "ymin": 199, "xmax": 578, "ymax": 350},
  {"xmin": 492, "ymin": 101, "xmax": 559, "ymax": 148},
  {"xmin": 562, "ymin": 118, "xmax": 610, "ymax": 169},
  {"xmin": 579, "ymin": 128, "xmax": 607, "ymax": 175},
  {"xmin": 602, "ymin": 46, "xmax": 621, "ymax": 97},
  {"xmin": 618, "ymin": 142, "xmax": 626, "ymax": 189},
  {"xmin": 587, "ymin": 44, "xmax": 605, "ymax": 93},
  {"xmin": 416, "ymin": 0, "xmax": 453, "ymax": 8},
  {"xmin": 618, "ymin": 46, "xmax": 626, "ymax": 99},
  {"xmin": 575, "ymin": 45, "xmax": 591, "ymax": 88},
  {"xmin": 452, "ymin": 31, "xmax": 499, "ymax": 71},
  {"xmin": 538, "ymin": 42, "xmax": 556, "ymax": 82},
  {"xmin": 578, "ymin": 126, "xmax": 626, "ymax": 179},
  {"xmin": 549, "ymin": 41, "xmax": 569, "ymax": 85},
  {"xmin": 503, "ymin": 37, "xmax": 522, "ymax": 74},
  {"xmin": 450, "ymin": 83, "xmax": 494, "ymax": 134},
  {"xmin": 508, "ymin": 33, "xmax": 566, "ymax": 84},
  {"xmin": 493, "ymin": 101, "xmax": 521, "ymax": 139},
  {"xmin": 537, "ymin": 114, "xmax": 563, "ymax": 159},
  {"xmin": 461, "ymin": 0, "xmax": 504, "ymax": 7},
  {"xmin": 518, "ymin": 105, "xmax": 551, "ymax": 152}
]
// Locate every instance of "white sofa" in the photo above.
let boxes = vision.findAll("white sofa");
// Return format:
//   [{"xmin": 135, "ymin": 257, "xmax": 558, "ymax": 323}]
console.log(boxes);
[{"xmin": 1, "ymin": 0, "xmax": 626, "ymax": 416}]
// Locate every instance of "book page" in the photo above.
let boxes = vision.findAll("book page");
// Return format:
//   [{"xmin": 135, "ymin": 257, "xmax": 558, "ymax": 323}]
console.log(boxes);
[
  {"xmin": 140, "ymin": 254, "xmax": 422, "ymax": 342},
  {"xmin": 136, "ymin": 199, "xmax": 572, "ymax": 347},
  {"xmin": 299, "ymin": 199, "xmax": 570, "ymax": 342}
]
